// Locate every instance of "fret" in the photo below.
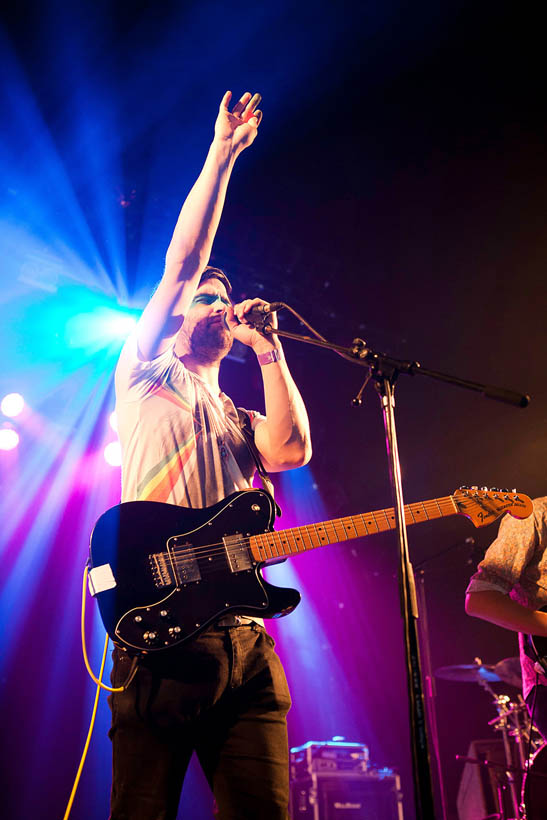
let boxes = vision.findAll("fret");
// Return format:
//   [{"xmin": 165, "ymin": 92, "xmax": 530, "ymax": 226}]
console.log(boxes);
[
  {"xmin": 377, "ymin": 509, "xmax": 395, "ymax": 532},
  {"xmin": 408, "ymin": 503, "xmax": 428, "ymax": 522},
  {"xmin": 326, "ymin": 520, "xmax": 346, "ymax": 543},
  {"xmin": 285, "ymin": 527, "xmax": 299, "ymax": 555},
  {"xmin": 361, "ymin": 514, "xmax": 379, "ymax": 535},
  {"xmin": 300, "ymin": 525, "xmax": 316, "ymax": 550},
  {"xmin": 341, "ymin": 517, "xmax": 358, "ymax": 539},
  {"xmin": 342, "ymin": 516, "xmax": 361, "ymax": 539},
  {"xmin": 336, "ymin": 519, "xmax": 349, "ymax": 539},
  {"xmin": 309, "ymin": 523, "xmax": 322, "ymax": 548},
  {"xmin": 295, "ymin": 526, "xmax": 314, "ymax": 551}
]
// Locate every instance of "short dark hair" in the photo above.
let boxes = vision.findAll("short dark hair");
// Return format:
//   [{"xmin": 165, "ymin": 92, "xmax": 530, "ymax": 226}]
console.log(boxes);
[{"xmin": 199, "ymin": 266, "xmax": 232, "ymax": 295}]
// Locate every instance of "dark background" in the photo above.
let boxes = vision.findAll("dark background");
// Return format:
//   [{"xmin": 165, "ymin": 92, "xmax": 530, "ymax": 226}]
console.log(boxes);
[{"xmin": 0, "ymin": 1, "xmax": 545, "ymax": 818}]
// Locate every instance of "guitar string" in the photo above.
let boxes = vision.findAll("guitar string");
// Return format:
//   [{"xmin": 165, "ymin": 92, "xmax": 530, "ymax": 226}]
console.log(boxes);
[
  {"xmin": 152, "ymin": 496, "xmax": 500, "ymax": 565},
  {"xmin": 162, "ymin": 501, "xmax": 451, "ymax": 561}
]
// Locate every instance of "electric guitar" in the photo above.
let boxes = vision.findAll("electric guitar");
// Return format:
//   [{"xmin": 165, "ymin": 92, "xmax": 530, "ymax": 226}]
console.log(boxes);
[{"xmin": 88, "ymin": 486, "xmax": 532, "ymax": 654}]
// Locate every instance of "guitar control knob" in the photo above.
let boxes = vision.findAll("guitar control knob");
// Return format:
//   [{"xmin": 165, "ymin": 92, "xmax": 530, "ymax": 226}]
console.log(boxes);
[
  {"xmin": 159, "ymin": 609, "xmax": 170, "ymax": 619},
  {"xmin": 168, "ymin": 626, "xmax": 182, "ymax": 637},
  {"xmin": 143, "ymin": 631, "xmax": 159, "ymax": 645},
  {"xmin": 134, "ymin": 615, "xmax": 143, "ymax": 623}
]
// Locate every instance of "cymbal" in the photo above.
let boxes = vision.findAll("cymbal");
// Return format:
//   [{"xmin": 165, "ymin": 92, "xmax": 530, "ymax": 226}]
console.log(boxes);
[
  {"xmin": 435, "ymin": 663, "xmax": 501, "ymax": 683},
  {"xmin": 493, "ymin": 657, "xmax": 522, "ymax": 688}
]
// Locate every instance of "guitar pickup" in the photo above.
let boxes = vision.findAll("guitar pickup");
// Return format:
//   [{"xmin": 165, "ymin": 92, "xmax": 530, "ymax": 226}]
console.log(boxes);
[{"xmin": 224, "ymin": 534, "xmax": 253, "ymax": 573}]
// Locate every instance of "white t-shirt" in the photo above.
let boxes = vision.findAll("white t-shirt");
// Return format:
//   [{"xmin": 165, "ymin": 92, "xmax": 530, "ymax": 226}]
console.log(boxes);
[{"xmin": 115, "ymin": 335, "xmax": 265, "ymax": 507}]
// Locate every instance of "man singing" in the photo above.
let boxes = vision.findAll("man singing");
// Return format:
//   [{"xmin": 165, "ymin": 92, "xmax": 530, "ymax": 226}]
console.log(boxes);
[{"xmin": 110, "ymin": 90, "xmax": 312, "ymax": 819}]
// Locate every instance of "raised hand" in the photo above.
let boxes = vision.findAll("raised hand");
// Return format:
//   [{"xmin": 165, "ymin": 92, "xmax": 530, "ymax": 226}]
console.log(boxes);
[{"xmin": 214, "ymin": 91, "xmax": 263, "ymax": 155}]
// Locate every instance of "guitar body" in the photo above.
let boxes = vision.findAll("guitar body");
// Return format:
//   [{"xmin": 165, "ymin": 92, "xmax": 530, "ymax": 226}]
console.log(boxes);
[{"xmin": 89, "ymin": 489, "xmax": 300, "ymax": 654}]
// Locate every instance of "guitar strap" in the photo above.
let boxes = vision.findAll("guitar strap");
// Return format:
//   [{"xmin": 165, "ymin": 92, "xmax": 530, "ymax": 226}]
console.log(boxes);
[{"xmin": 237, "ymin": 408, "xmax": 282, "ymax": 517}]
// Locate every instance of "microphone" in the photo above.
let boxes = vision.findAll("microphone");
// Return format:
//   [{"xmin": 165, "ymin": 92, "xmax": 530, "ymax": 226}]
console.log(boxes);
[{"xmin": 244, "ymin": 302, "xmax": 285, "ymax": 329}]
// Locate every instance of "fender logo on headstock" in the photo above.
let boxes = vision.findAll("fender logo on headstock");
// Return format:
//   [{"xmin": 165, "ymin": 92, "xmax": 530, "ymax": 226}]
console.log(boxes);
[{"xmin": 454, "ymin": 488, "xmax": 533, "ymax": 528}]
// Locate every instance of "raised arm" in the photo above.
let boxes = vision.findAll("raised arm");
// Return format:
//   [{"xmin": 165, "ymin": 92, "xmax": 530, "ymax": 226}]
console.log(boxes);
[{"xmin": 137, "ymin": 91, "xmax": 262, "ymax": 361}]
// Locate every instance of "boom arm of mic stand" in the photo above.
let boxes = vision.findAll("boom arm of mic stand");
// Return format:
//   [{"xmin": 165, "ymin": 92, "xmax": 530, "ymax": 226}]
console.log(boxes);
[{"xmin": 266, "ymin": 328, "xmax": 530, "ymax": 408}]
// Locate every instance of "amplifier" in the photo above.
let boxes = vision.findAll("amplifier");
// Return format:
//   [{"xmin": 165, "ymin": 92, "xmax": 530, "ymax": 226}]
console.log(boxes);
[
  {"xmin": 290, "ymin": 740, "xmax": 370, "ymax": 779},
  {"xmin": 290, "ymin": 770, "xmax": 404, "ymax": 820}
]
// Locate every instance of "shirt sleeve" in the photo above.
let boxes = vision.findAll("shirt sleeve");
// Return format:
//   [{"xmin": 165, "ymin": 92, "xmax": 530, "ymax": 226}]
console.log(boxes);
[
  {"xmin": 466, "ymin": 499, "xmax": 542, "ymax": 596},
  {"xmin": 115, "ymin": 333, "xmax": 180, "ymax": 402}
]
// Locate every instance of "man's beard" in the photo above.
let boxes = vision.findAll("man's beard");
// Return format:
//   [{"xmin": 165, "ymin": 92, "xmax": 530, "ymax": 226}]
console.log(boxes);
[{"xmin": 189, "ymin": 317, "xmax": 233, "ymax": 364}]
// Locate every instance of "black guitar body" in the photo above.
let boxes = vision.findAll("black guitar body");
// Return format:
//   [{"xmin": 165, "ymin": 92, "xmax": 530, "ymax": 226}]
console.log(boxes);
[{"xmin": 89, "ymin": 489, "xmax": 300, "ymax": 654}]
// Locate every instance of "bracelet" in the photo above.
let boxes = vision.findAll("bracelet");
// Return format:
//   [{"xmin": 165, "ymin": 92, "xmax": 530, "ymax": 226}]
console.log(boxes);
[{"xmin": 257, "ymin": 348, "xmax": 283, "ymax": 366}]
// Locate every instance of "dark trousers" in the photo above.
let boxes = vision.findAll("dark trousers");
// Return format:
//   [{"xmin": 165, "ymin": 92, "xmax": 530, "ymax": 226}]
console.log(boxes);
[{"xmin": 108, "ymin": 623, "xmax": 291, "ymax": 820}]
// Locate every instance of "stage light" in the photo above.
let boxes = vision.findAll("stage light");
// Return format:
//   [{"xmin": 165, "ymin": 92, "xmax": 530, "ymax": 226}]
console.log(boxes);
[
  {"xmin": 1, "ymin": 393, "xmax": 25, "ymax": 418},
  {"xmin": 0, "ymin": 427, "xmax": 20, "ymax": 451},
  {"xmin": 101, "ymin": 311, "xmax": 137, "ymax": 338},
  {"xmin": 65, "ymin": 306, "xmax": 138, "ymax": 352},
  {"xmin": 109, "ymin": 411, "xmax": 118, "ymax": 432},
  {"xmin": 103, "ymin": 441, "xmax": 121, "ymax": 467}
]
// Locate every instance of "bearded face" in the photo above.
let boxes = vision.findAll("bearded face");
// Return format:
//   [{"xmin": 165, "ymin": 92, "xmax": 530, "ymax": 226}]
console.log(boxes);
[{"xmin": 188, "ymin": 313, "xmax": 233, "ymax": 363}]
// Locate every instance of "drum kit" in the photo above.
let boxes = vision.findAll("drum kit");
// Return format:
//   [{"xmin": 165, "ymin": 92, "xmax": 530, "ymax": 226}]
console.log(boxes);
[{"xmin": 435, "ymin": 657, "xmax": 546, "ymax": 819}]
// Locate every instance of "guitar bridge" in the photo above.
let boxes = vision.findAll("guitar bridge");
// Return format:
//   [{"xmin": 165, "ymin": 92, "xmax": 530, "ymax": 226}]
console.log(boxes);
[
  {"xmin": 223, "ymin": 534, "xmax": 253, "ymax": 573},
  {"xmin": 149, "ymin": 551, "xmax": 174, "ymax": 588}
]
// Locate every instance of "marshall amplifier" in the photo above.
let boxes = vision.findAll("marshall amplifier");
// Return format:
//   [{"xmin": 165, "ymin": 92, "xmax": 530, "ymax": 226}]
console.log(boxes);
[{"xmin": 289, "ymin": 770, "xmax": 404, "ymax": 820}]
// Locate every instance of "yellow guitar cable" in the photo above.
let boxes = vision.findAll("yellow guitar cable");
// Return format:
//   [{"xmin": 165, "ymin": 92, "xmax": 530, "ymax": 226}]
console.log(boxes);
[
  {"xmin": 80, "ymin": 566, "xmax": 125, "ymax": 694},
  {"xmin": 61, "ymin": 567, "xmax": 136, "ymax": 820}
]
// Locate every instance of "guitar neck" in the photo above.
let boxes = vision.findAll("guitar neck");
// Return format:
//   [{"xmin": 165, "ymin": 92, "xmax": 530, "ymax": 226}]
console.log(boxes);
[{"xmin": 249, "ymin": 495, "xmax": 459, "ymax": 562}]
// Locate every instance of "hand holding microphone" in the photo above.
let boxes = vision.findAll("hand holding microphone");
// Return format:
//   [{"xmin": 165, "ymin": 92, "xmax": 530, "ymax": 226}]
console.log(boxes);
[
  {"xmin": 243, "ymin": 301, "xmax": 285, "ymax": 330},
  {"xmin": 228, "ymin": 298, "xmax": 284, "ymax": 349}
]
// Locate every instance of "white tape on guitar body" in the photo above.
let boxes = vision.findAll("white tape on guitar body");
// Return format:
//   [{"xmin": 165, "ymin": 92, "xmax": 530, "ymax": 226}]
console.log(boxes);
[{"xmin": 88, "ymin": 564, "xmax": 117, "ymax": 596}]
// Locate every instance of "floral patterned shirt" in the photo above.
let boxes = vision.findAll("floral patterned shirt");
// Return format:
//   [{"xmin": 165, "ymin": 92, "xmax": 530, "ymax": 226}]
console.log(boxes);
[{"xmin": 467, "ymin": 497, "xmax": 547, "ymax": 698}]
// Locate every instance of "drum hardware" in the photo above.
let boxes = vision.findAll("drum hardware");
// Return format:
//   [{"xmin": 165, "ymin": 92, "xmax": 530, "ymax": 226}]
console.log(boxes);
[
  {"xmin": 434, "ymin": 661, "xmax": 501, "ymax": 684},
  {"xmin": 436, "ymin": 657, "xmax": 542, "ymax": 819}
]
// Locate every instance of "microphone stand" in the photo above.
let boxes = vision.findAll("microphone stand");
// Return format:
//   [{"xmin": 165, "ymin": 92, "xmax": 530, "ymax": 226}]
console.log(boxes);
[{"xmin": 257, "ymin": 312, "xmax": 529, "ymax": 819}]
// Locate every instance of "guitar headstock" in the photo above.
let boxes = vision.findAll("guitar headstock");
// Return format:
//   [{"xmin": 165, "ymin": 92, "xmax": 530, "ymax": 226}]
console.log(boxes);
[{"xmin": 453, "ymin": 486, "xmax": 533, "ymax": 528}]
